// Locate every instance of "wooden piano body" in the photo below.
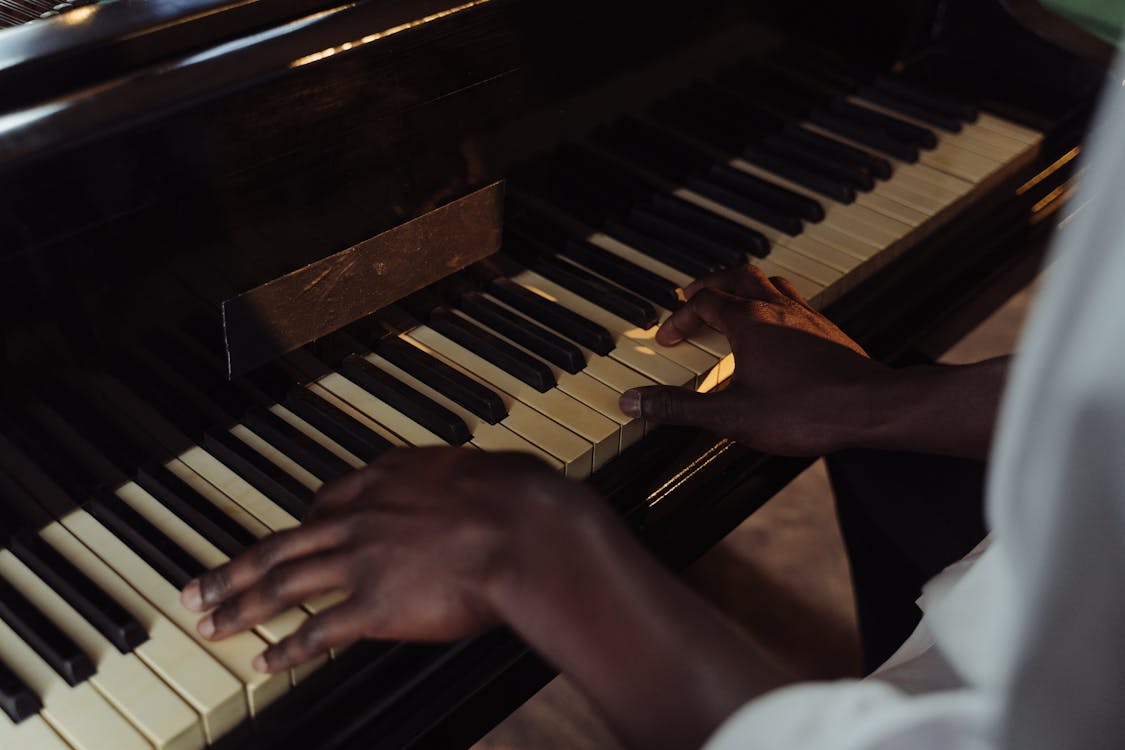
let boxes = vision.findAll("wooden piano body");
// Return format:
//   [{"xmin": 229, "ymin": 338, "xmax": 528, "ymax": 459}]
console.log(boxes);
[{"xmin": 0, "ymin": 1, "xmax": 1112, "ymax": 748}]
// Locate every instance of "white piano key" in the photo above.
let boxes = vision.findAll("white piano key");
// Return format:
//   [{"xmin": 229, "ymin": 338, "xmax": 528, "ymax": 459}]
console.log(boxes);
[
  {"xmin": 312, "ymin": 373, "xmax": 450, "ymax": 448},
  {"xmin": 267, "ymin": 404, "xmax": 366, "ymax": 470},
  {"xmin": 403, "ymin": 326, "xmax": 619, "ymax": 471},
  {"xmin": 0, "ymin": 550, "xmax": 204, "ymax": 750},
  {"xmin": 512, "ymin": 271, "xmax": 701, "ymax": 388},
  {"xmin": 0, "ymin": 706, "xmax": 71, "ymax": 750},
  {"xmin": 60, "ymin": 510, "xmax": 288, "ymax": 716},
  {"xmin": 359, "ymin": 351, "xmax": 577, "ymax": 476},
  {"xmin": 228, "ymin": 424, "xmax": 323, "ymax": 493},
  {"xmin": 39, "ymin": 523, "xmax": 245, "ymax": 743},
  {"xmin": 0, "ymin": 591, "xmax": 151, "ymax": 750},
  {"xmin": 112, "ymin": 483, "xmax": 324, "ymax": 684}
]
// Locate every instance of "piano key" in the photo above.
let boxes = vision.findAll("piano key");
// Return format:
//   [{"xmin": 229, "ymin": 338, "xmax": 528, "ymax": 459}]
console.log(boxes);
[
  {"xmin": 0, "ymin": 708, "xmax": 69, "ymax": 750},
  {"xmin": 203, "ymin": 428, "xmax": 316, "ymax": 518},
  {"xmin": 779, "ymin": 123, "xmax": 894, "ymax": 179},
  {"xmin": 338, "ymin": 355, "xmax": 472, "ymax": 446},
  {"xmin": 807, "ymin": 109, "xmax": 919, "ymax": 162},
  {"xmin": 61, "ymin": 509, "xmax": 288, "ymax": 715},
  {"xmin": 37, "ymin": 523, "xmax": 245, "ymax": 742},
  {"xmin": 0, "ymin": 653, "xmax": 40, "ymax": 723},
  {"xmin": 613, "ymin": 210, "xmax": 743, "ymax": 270},
  {"xmin": 0, "ymin": 550, "xmax": 204, "ymax": 750},
  {"xmin": 376, "ymin": 334, "xmax": 512, "ymax": 419},
  {"xmin": 545, "ymin": 233, "xmax": 686, "ymax": 311},
  {"xmin": 111, "ymin": 482, "xmax": 324, "ymax": 683},
  {"xmin": 562, "ymin": 233, "xmax": 733, "ymax": 365},
  {"xmin": 135, "ymin": 463, "xmax": 256, "ymax": 558},
  {"xmin": 308, "ymin": 372, "xmax": 446, "ymax": 448},
  {"xmin": 8, "ymin": 532, "xmax": 148, "ymax": 654},
  {"xmin": 263, "ymin": 404, "xmax": 366, "ymax": 470},
  {"xmin": 403, "ymin": 326, "xmax": 619, "ymax": 470},
  {"xmin": 487, "ymin": 277, "xmax": 616, "ymax": 356},
  {"xmin": 282, "ymin": 388, "xmax": 392, "ymax": 463},
  {"xmin": 87, "ymin": 489, "xmax": 207, "ymax": 590},
  {"xmin": 973, "ymin": 112, "xmax": 1042, "ymax": 144},
  {"xmin": 0, "ymin": 606, "xmax": 150, "ymax": 750},
  {"xmin": 856, "ymin": 85, "xmax": 964, "ymax": 133},
  {"xmin": 510, "ymin": 271, "xmax": 700, "ymax": 387},
  {"xmin": 827, "ymin": 99, "xmax": 938, "ymax": 149},
  {"xmin": 529, "ymin": 253, "xmax": 660, "ymax": 329},
  {"xmin": 761, "ymin": 133, "xmax": 877, "ymax": 191},
  {"xmin": 473, "ymin": 292, "xmax": 653, "ymax": 445},
  {"xmin": 458, "ymin": 292, "xmax": 586, "ymax": 374},
  {"xmin": 358, "ymin": 350, "xmax": 579, "ymax": 475},
  {"xmin": 428, "ymin": 308, "xmax": 557, "ymax": 393},
  {"xmin": 242, "ymin": 406, "xmax": 354, "ymax": 482},
  {"xmin": 854, "ymin": 190, "xmax": 930, "ymax": 227},
  {"xmin": 0, "ymin": 573, "xmax": 95, "ymax": 687},
  {"xmin": 0, "ymin": 444, "xmax": 246, "ymax": 740},
  {"xmin": 868, "ymin": 75, "xmax": 979, "ymax": 123}
]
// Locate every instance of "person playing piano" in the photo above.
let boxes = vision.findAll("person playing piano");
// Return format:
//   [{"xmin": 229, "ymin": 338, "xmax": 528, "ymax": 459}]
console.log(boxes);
[{"xmin": 180, "ymin": 50, "xmax": 1125, "ymax": 750}]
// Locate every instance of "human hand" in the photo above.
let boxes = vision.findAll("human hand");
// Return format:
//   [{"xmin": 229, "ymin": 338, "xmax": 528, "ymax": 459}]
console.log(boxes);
[
  {"xmin": 180, "ymin": 448, "xmax": 601, "ymax": 672},
  {"xmin": 619, "ymin": 265, "xmax": 889, "ymax": 456}
]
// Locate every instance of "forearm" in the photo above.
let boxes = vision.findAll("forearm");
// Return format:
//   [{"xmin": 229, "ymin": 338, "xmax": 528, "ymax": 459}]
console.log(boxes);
[
  {"xmin": 851, "ymin": 356, "xmax": 1010, "ymax": 459},
  {"xmin": 490, "ymin": 498, "xmax": 792, "ymax": 750}
]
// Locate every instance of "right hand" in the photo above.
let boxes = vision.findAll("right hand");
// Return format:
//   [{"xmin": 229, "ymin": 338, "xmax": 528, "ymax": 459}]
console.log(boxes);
[{"xmin": 618, "ymin": 265, "xmax": 889, "ymax": 456}]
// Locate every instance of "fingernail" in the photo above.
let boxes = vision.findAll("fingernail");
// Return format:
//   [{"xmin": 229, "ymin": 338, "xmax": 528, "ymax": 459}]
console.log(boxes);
[
  {"xmin": 252, "ymin": 653, "xmax": 269, "ymax": 673},
  {"xmin": 181, "ymin": 581, "xmax": 202, "ymax": 611},
  {"xmin": 619, "ymin": 389, "xmax": 642, "ymax": 418},
  {"xmin": 198, "ymin": 615, "xmax": 215, "ymax": 639}
]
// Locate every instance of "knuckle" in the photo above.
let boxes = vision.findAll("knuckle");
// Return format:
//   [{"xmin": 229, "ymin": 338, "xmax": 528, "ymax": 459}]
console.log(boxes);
[
  {"xmin": 646, "ymin": 388, "xmax": 679, "ymax": 422},
  {"xmin": 300, "ymin": 619, "xmax": 327, "ymax": 653},
  {"xmin": 260, "ymin": 569, "xmax": 290, "ymax": 602},
  {"xmin": 211, "ymin": 599, "xmax": 241, "ymax": 631}
]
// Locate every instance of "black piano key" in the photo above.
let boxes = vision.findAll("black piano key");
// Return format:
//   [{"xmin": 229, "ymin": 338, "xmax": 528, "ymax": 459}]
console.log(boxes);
[
  {"xmin": 242, "ymin": 406, "xmax": 354, "ymax": 482},
  {"xmin": 529, "ymin": 255, "xmax": 659, "ymax": 330},
  {"xmin": 375, "ymin": 336, "xmax": 508, "ymax": 423},
  {"xmin": 36, "ymin": 379, "xmax": 148, "ymax": 476},
  {"xmin": 338, "ymin": 356, "xmax": 472, "ymax": 446},
  {"xmin": 739, "ymin": 144, "xmax": 856, "ymax": 203},
  {"xmin": 807, "ymin": 109, "xmax": 919, "ymax": 162},
  {"xmin": 87, "ymin": 489, "xmax": 207, "ymax": 590},
  {"xmin": 761, "ymin": 133, "xmax": 876, "ymax": 191},
  {"xmin": 857, "ymin": 86, "xmax": 962, "ymax": 133},
  {"xmin": 780, "ymin": 125, "xmax": 894, "ymax": 180},
  {"xmin": 458, "ymin": 292, "xmax": 586, "ymax": 374},
  {"xmin": 203, "ymin": 429, "xmax": 315, "ymax": 519},
  {"xmin": 703, "ymin": 162, "xmax": 824, "ymax": 222},
  {"xmin": 8, "ymin": 532, "xmax": 147, "ymax": 654},
  {"xmin": 487, "ymin": 278, "xmax": 615, "ymax": 356},
  {"xmin": 428, "ymin": 309, "xmax": 556, "ymax": 393},
  {"xmin": 135, "ymin": 463, "xmax": 257, "ymax": 558},
  {"xmin": 648, "ymin": 194, "xmax": 770, "ymax": 259},
  {"xmin": 0, "ymin": 575, "xmax": 95, "ymax": 686},
  {"xmin": 828, "ymin": 99, "xmax": 938, "ymax": 149},
  {"xmin": 143, "ymin": 335, "xmax": 251, "ymax": 421},
  {"xmin": 683, "ymin": 174, "xmax": 803, "ymax": 235},
  {"xmin": 512, "ymin": 221, "xmax": 684, "ymax": 311},
  {"xmin": 283, "ymin": 388, "xmax": 393, "ymax": 463},
  {"xmin": 109, "ymin": 352, "xmax": 214, "ymax": 439},
  {"xmin": 0, "ymin": 656, "xmax": 40, "ymax": 723},
  {"xmin": 602, "ymin": 218, "xmax": 721, "ymax": 277},
  {"xmin": 871, "ymin": 75, "xmax": 978, "ymax": 123}
]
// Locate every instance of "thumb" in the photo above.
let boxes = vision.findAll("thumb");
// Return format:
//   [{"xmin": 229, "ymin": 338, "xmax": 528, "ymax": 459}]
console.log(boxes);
[{"xmin": 619, "ymin": 386, "xmax": 737, "ymax": 430}]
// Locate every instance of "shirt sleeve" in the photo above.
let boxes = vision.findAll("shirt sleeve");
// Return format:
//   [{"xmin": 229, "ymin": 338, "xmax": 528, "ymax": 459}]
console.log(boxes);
[{"xmin": 701, "ymin": 681, "xmax": 998, "ymax": 750}]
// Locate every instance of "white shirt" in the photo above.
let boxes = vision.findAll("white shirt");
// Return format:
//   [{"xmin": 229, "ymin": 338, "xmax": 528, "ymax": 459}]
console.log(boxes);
[{"xmin": 703, "ymin": 57, "xmax": 1125, "ymax": 750}]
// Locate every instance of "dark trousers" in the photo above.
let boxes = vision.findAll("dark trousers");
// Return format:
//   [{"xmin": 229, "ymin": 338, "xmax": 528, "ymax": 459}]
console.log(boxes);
[{"xmin": 826, "ymin": 450, "xmax": 989, "ymax": 674}]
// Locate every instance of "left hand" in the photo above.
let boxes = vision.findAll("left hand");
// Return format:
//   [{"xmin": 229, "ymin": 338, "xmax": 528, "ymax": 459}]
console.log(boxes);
[{"xmin": 180, "ymin": 447, "xmax": 600, "ymax": 673}]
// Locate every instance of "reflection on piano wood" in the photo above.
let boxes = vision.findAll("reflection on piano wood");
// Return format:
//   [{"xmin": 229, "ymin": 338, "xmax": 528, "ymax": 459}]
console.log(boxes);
[{"xmin": 0, "ymin": 0, "xmax": 1106, "ymax": 748}]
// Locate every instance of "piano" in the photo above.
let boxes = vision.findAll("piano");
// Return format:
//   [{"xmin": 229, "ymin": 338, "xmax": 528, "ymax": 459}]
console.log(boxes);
[{"xmin": 0, "ymin": 0, "xmax": 1112, "ymax": 747}]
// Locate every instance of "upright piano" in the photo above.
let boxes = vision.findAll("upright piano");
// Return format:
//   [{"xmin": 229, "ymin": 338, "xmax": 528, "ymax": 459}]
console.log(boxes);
[{"xmin": 0, "ymin": 0, "xmax": 1112, "ymax": 748}]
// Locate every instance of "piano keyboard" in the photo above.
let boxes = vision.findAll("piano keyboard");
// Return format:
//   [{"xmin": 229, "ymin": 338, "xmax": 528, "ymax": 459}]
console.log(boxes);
[{"xmin": 0, "ymin": 58, "xmax": 1041, "ymax": 748}]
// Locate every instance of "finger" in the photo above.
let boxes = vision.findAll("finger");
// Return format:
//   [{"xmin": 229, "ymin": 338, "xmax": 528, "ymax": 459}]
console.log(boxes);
[
  {"xmin": 304, "ymin": 467, "xmax": 372, "ymax": 523},
  {"xmin": 182, "ymin": 519, "xmax": 352, "ymax": 612},
  {"xmin": 656, "ymin": 287, "xmax": 744, "ymax": 345},
  {"xmin": 252, "ymin": 599, "xmax": 368, "ymax": 673},
  {"xmin": 769, "ymin": 276, "xmax": 815, "ymax": 311},
  {"xmin": 198, "ymin": 551, "xmax": 354, "ymax": 640},
  {"xmin": 618, "ymin": 386, "xmax": 739, "ymax": 429},
  {"xmin": 682, "ymin": 265, "xmax": 783, "ymax": 304}
]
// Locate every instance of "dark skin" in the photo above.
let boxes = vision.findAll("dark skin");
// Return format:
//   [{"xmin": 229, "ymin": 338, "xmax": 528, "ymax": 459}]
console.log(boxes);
[{"xmin": 182, "ymin": 265, "xmax": 1008, "ymax": 750}]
